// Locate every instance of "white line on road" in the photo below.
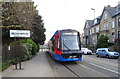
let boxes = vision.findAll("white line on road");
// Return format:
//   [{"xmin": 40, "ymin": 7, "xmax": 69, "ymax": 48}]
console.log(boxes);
[
  {"xmin": 78, "ymin": 63, "xmax": 97, "ymax": 72},
  {"xmin": 89, "ymin": 63, "xmax": 120, "ymax": 74},
  {"xmin": 77, "ymin": 63, "xmax": 108, "ymax": 77}
]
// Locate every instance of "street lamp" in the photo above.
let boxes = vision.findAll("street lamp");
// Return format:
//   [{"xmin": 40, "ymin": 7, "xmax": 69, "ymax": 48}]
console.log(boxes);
[
  {"xmin": 91, "ymin": 8, "xmax": 96, "ymax": 53},
  {"xmin": 91, "ymin": 8, "xmax": 95, "ymax": 20}
]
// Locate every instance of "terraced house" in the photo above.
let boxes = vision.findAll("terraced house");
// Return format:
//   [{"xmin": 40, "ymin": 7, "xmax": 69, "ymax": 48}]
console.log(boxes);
[
  {"xmin": 83, "ymin": 2, "xmax": 120, "ymax": 52},
  {"xmin": 100, "ymin": 4, "xmax": 120, "ymax": 43}
]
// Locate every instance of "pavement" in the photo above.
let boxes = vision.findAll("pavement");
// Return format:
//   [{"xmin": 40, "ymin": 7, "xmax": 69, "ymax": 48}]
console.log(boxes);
[{"xmin": 2, "ymin": 51, "xmax": 55, "ymax": 77}]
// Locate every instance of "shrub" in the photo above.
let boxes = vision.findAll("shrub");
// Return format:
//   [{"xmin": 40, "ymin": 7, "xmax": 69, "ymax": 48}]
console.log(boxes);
[
  {"xmin": 25, "ymin": 39, "xmax": 39, "ymax": 55},
  {"xmin": 115, "ymin": 38, "xmax": 120, "ymax": 45},
  {"xmin": 96, "ymin": 35, "xmax": 109, "ymax": 48},
  {"xmin": 2, "ymin": 63, "xmax": 8, "ymax": 71},
  {"xmin": 2, "ymin": 39, "xmax": 40, "ymax": 71},
  {"xmin": 19, "ymin": 39, "xmax": 40, "ymax": 61},
  {"xmin": 20, "ymin": 39, "xmax": 39, "ymax": 55},
  {"xmin": 21, "ymin": 43, "xmax": 33, "ymax": 61}
]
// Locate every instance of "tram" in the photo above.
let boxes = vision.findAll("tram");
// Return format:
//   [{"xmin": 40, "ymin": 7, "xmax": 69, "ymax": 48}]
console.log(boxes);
[{"xmin": 48, "ymin": 29, "xmax": 82, "ymax": 61}]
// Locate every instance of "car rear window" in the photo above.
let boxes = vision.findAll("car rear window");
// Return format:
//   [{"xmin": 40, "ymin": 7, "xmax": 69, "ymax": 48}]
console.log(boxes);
[{"xmin": 102, "ymin": 50, "xmax": 106, "ymax": 52}]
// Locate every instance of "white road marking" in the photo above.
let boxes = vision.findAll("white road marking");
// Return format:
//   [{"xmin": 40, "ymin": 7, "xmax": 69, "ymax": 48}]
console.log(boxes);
[
  {"xmin": 77, "ymin": 63, "xmax": 109, "ymax": 77},
  {"xmin": 89, "ymin": 63, "xmax": 120, "ymax": 74},
  {"xmin": 78, "ymin": 63, "xmax": 99, "ymax": 72}
]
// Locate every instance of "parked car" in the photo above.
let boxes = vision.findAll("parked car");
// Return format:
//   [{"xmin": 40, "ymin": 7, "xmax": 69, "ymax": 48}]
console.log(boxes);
[
  {"xmin": 96, "ymin": 48, "xmax": 119, "ymax": 59},
  {"xmin": 81, "ymin": 48, "xmax": 92, "ymax": 55}
]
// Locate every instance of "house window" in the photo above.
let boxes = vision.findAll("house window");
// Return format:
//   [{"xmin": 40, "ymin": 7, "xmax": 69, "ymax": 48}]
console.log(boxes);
[
  {"xmin": 86, "ymin": 38, "xmax": 89, "ymax": 45},
  {"xmin": 86, "ymin": 31, "xmax": 88, "ymax": 36},
  {"xmin": 104, "ymin": 13, "xmax": 107, "ymax": 20},
  {"xmin": 118, "ymin": 31, "xmax": 120, "ymax": 38},
  {"xmin": 90, "ymin": 29, "xmax": 92, "ymax": 35},
  {"xmin": 96, "ymin": 26, "xmax": 99, "ymax": 32},
  {"xmin": 104, "ymin": 22, "xmax": 108, "ymax": 30},
  {"xmin": 112, "ymin": 20, "xmax": 115, "ymax": 28},
  {"xmin": 112, "ymin": 32, "xmax": 115, "ymax": 41},
  {"xmin": 118, "ymin": 18, "xmax": 120, "ymax": 26},
  {"xmin": 94, "ymin": 19, "xmax": 97, "ymax": 24},
  {"xmin": 92, "ymin": 28, "xmax": 94, "ymax": 34}
]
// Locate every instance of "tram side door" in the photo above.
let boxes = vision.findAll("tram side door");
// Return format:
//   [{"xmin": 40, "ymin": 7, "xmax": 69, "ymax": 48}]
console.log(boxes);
[
  {"xmin": 54, "ymin": 37, "xmax": 58, "ymax": 54},
  {"xmin": 54, "ymin": 36, "xmax": 61, "ymax": 55}
]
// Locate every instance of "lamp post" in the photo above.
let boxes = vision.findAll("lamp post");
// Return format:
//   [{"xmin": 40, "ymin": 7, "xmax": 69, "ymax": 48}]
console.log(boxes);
[
  {"xmin": 91, "ymin": 8, "xmax": 95, "ymax": 20},
  {"xmin": 91, "ymin": 8, "xmax": 95, "ymax": 53}
]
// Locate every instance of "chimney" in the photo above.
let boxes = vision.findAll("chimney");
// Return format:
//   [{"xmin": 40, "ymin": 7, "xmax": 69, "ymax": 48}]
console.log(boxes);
[
  {"xmin": 107, "ymin": 5, "xmax": 110, "ymax": 7},
  {"xmin": 118, "ymin": 1, "xmax": 120, "ymax": 5},
  {"xmin": 116, "ymin": 1, "xmax": 120, "ymax": 11}
]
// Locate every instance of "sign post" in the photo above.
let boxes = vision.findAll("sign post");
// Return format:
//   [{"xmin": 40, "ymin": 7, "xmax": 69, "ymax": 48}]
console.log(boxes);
[{"xmin": 10, "ymin": 30, "xmax": 30, "ymax": 70}]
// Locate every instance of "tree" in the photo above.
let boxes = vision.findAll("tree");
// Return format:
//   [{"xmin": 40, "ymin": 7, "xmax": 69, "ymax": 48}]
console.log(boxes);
[
  {"xmin": 96, "ymin": 35, "xmax": 109, "ymax": 48},
  {"xmin": 2, "ymin": 2, "xmax": 36, "ymax": 44},
  {"xmin": 31, "ymin": 11, "xmax": 46, "ymax": 45},
  {"xmin": 1, "ymin": 2, "xmax": 46, "ymax": 45}
]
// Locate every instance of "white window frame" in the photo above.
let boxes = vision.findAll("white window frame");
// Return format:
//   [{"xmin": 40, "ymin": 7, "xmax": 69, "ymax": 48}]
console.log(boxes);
[
  {"xmin": 112, "ymin": 32, "xmax": 115, "ymax": 41},
  {"xmin": 94, "ymin": 19, "xmax": 97, "ymax": 25},
  {"xmin": 104, "ymin": 22, "xmax": 108, "ymax": 30},
  {"xmin": 92, "ymin": 28, "xmax": 94, "ymax": 34},
  {"xmin": 90, "ymin": 29, "xmax": 92, "ymax": 35},
  {"xmin": 112, "ymin": 20, "xmax": 115, "ymax": 28},
  {"xmin": 104, "ymin": 13, "xmax": 107, "ymax": 20},
  {"xmin": 96, "ymin": 26, "xmax": 99, "ymax": 32}
]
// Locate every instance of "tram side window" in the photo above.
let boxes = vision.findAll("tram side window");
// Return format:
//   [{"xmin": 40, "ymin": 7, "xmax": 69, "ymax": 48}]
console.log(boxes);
[
  {"xmin": 55, "ymin": 37, "xmax": 58, "ymax": 48},
  {"xmin": 78, "ymin": 32, "xmax": 81, "ymax": 50},
  {"xmin": 58, "ymin": 38, "xmax": 61, "ymax": 51},
  {"xmin": 52, "ymin": 39, "xmax": 54, "ymax": 51}
]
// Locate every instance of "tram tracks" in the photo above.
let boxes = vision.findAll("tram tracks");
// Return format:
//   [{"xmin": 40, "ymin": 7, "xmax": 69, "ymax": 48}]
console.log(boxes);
[
  {"xmin": 46, "ymin": 52, "xmax": 81, "ymax": 77},
  {"xmin": 46, "ymin": 51, "xmax": 114, "ymax": 77},
  {"xmin": 60, "ymin": 62, "xmax": 81, "ymax": 78}
]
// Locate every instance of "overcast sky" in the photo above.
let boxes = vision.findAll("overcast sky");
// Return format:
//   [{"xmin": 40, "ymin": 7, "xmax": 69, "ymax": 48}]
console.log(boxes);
[{"xmin": 33, "ymin": 0, "xmax": 120, "ymax": 43}]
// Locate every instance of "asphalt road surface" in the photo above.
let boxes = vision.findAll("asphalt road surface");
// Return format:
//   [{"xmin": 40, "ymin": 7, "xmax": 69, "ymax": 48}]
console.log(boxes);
[{"xmin": 46, "ymin": 52, "xmax": 119, "ymax": 78}]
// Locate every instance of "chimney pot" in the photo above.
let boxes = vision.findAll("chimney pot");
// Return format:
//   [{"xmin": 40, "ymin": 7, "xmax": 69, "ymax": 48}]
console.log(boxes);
[
  {"xmin": 118, "ymin": 1, "xmax": 120, "ymax": 5},
  {"xmin": 107, "ymin": 5, "xmax": 110, "ymax": 7}
]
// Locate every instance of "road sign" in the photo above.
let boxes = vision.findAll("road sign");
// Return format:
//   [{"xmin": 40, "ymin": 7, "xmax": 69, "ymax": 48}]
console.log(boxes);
[{"xmin": 10, "ymin": 30, "xmax": 30, "ymax": 38}]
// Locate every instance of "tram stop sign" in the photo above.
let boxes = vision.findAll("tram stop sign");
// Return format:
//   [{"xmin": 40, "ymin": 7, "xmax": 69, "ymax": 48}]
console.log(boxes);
[{"xmin": 10, "ymin": 30, "xmax": 30, "ymax": 38}]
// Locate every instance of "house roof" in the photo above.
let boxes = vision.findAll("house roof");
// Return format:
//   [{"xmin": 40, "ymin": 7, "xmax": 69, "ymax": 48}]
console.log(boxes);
[
  {"xmin": 101, "ymin": 4, "xmax": 120, "ymax": 18},
  {"xmin": 84, "ymin": 4, "xmax": 120, "ymax": 30},
  {"xmin": 84, "ymin": 15, "xmax": 102, "ymax": 29},
  {"xmin": 83, "ymin": 20, "xmax": 94, "ymax": 29},
  {"xmin": 113, "ymin": 4, "xmax": 120, "ymax": 17},
  {"xmin": 87, "ymin": 20, "xmax": 94, "ymax": 27},
  {"xmin": 104, "ymin": 7, "xmax": 116, "ymax": 17},
  {"xmin": 94, "ymin": 16, "xmax": 101, "ymax": 26}
]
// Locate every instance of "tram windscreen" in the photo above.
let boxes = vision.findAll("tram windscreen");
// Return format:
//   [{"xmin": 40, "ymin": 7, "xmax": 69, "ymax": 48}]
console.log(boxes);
[{"xmin": 61, "ymin": 32, "xmax": 80, "ymax": 51}]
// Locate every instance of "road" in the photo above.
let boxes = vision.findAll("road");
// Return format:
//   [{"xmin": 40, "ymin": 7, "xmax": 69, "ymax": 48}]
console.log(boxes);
[
  {"xmin": 46, "ymin": 52, "xmax": 119, "ymax": 78},
  {"xmin": 2, "ymin": 51, "xmax": 119, "ymax": 78}
]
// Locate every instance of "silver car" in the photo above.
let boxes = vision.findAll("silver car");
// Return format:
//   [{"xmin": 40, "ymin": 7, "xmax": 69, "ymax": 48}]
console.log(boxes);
[{"xmin": 96, "ymin": 48, "xmax": 119, "ymax": 59}]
